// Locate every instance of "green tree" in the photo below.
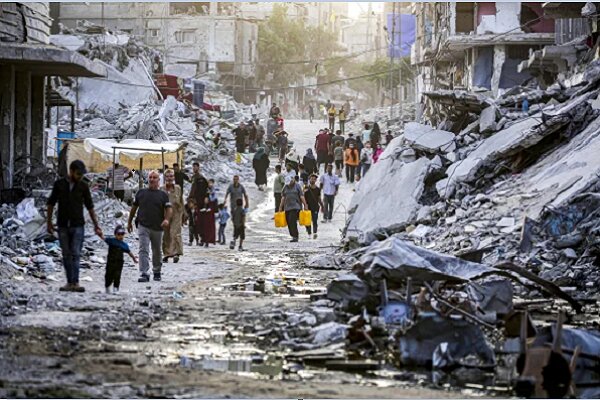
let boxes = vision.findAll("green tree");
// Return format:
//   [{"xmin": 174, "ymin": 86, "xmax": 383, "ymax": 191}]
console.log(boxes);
[{"xmin": 257, "ymin": 4, "xmax": 342, "ymax": 89}]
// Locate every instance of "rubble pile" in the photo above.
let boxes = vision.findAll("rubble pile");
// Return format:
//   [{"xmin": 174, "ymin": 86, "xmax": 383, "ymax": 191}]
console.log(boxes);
[
  {"xmin": 51, "ymin": 22, "xmax": 160, "ymax": 113},
  {"xmin": 345, "ymin": 56, "xmax": 600, "ymax": 299}
]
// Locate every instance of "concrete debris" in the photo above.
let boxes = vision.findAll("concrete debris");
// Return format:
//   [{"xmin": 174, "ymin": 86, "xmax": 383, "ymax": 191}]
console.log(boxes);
[
  {"xmin": 403, "ymin": 122, "xmax": 456, "ymax": 153},
  {"xmin": 347, "ymin": 135, "xmax": 434, "ymax": 242}
]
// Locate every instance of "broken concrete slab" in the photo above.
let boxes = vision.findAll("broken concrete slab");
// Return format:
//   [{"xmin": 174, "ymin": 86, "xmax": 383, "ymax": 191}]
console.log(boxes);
[
  {"xmin": 347, "ymin": 145, "xmax": 432, "ymax": 240},
  {"xmin": 444, "ymin": 110, "xmax": 569, "ymax": 194},
  {"xmin": 479, "ymin": 106, "xmax": 497, "ymax": 134},
  {"xmin": 403, "ymin": 122, "xmax": 455, "ymax": 153}
]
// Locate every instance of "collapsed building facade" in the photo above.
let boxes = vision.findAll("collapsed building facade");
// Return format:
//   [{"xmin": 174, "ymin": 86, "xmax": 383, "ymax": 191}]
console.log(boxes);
[
  {"xmin": 411, "ymin": 2, "xmax": 555, "ymax": 100},
  {"xmin": 0, "ymin": 2, "xmax": 106, "ymax": 190},
  {"xmin": 52, "ymin": 2, "xmax": 258, "ymax": 102}
]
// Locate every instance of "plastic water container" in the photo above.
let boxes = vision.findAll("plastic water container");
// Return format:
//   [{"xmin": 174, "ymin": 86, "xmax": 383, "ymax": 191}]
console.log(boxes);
[{"xmin": 56, "ymin": 131, "xmax": 76, "ymax": 156}]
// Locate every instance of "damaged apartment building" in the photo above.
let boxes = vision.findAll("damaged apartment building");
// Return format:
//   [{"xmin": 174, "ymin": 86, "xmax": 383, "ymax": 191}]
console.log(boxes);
[
  {"xmin": 411, "ymin": 2, "xmax": 556, "ymax": 99},
  {"xmin": 0, "ymin": 2, "xmax": 105, "ymax": 191},
  {"xmin": 52, "ymin": 2, "xmax": 257, "ymax": 102}
]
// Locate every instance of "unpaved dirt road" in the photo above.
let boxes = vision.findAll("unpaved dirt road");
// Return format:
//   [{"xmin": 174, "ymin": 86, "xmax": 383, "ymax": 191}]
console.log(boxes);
[{"xmin": 0, "ymin": 120, "xmax": 468, "ymax": 398}]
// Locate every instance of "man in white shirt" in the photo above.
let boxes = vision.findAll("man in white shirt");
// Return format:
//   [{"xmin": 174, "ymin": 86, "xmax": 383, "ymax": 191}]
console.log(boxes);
[
  {"xmin": 362, "ymin": 123, "xmax": 371, "ymax": 144},
  {"xmin": 319, "ymin": 164, "xmax": 340, "ymax": 223},
  {"xmin": 107, "ymin": 163, "xmax": 131, "ymax": 201}
]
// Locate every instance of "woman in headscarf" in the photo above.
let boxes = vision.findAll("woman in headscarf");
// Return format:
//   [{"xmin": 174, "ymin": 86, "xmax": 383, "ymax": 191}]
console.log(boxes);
[
  {"xmin": 161, "ymin": 169, "xmax": 184, "ymax": 263},
  {"xmin": 370, "ymin": 122, "xmax": 382, "ymax": 146},
  {"xmin": 252, "ymin": 147, "xmax": 270, "ymax": 191},
  {"xmin": 302, "ymin": 148, "xmax": 317, "ymax": 175},
  {"xmin": 285, "ymin": 147, "xmax": 301, "ymax": 174}
]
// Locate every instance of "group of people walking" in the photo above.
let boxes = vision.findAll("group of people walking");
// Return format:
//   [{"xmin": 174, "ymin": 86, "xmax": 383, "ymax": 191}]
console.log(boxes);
[
  {"xmin": 48, "ymin": 158, "xmax": 251, "ymax": 294},
  {"xmin": 47, "ymin": 114, "xmax": 395, "ymax": 294}
]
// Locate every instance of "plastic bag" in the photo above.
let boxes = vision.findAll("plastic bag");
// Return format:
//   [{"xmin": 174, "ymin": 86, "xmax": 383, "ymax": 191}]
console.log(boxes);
[
  {"xmin": 299, "ymin": 210, "xmax": 312, "ymax": 226},
  {"xmin": 16, "ymin": 198, "xmax": 41, "ymax": 223},
  {"xmin": 274, "ymin": 211, "xmax": 287, "ymax": 228}
]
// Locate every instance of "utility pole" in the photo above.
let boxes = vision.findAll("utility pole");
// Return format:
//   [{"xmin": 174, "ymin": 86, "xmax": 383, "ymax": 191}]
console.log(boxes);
[
  {"xmin": 389, "ymin": 2, "xmax": 396, "ymax": 119},
  {"xmin": 398, "ymin": 3, "xmax": 403, "ymax": 124}
]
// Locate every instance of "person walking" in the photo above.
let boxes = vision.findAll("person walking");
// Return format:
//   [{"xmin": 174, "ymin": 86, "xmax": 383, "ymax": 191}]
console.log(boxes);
[
  {"xmin": 385, "ymin": 130, "xmax": 394, "ymax": 145},
  {"xmin": 370, "ymin": 122, "xmax": 382, "ymax": 146},
  {"xmin": 184, "ymin": 198, "xmax": 198, "ymax": 245},
  {"xmin": 308, "ymin": 104, "xmax": 314, "ymax": 123},
  {"xmin": 373, "ymin": 143, "xmax": 384, "ymax": 163},
  {"xmin": 224, "ymin": 175, "xmax": 249, "ymax": 213},
  {"xmin": 314, "ymin": 129, "xmax": 330, "ymax": 173},
  {"xmin": 217, "ymin": 203, "xmax": 230, "ymax": 245},
  {"xmin": 304, "ymin": 174, "xmax": 324, "ymax": 239},
  {"xmin": 360, "ymin": 142, "xmax": 374, "ymax": 176},
  {"xmin": 344, "ymin": 144, "xmax": 359, "ymax": 183},
  {"xmin": 229, "ymin": 198, "xmax": 247, "ymax": 251},
  {"xmin": 285, "ymin": 147, "xmax": 300, "ymax": 174},
  {"xmin": 344, "ymin": 132, "xmax": 357, "ymax": 149},
  {"xmin": 273, "ymin": 165, "xmax": 285, "ymax": 214},
  {"xmin": 333, "ymin": 141, "xmax": 344, "ymax": 177},
  {"xmin": 338, "ymin": 106, "xmax": 346, "ymax": 134},
  {"xmin": 233, "ymin": 122, "xmax": 246, "ymax": 153},
  {"xmin": 327, "ymin": 104, "xmax": 336, "ymax": 131},
  {"xmin": 252, "ymin": 147, "xmax": 270, "ymax": 191},
  {"xmin": 362, "ymin": 123, "xmax": 371, "ymax": 144},
  {"xmin": 319, "ymin": 164, "xmax": 340, "ymax": 223},
  {"xmin": 247, "ymin": 121, "xmax": 257, "ymax": 152},
  {"xmin": 189, "ymin": 162, "xmax": 208, "ymax": 241},
  {"xmin": 255, "ymin": 120, "xmax": 265, "ymax": 148},
  {"xmin": 269, "ymin": 103, "xmax": 281, "ymax": 119},
  {"xmin": 279, "ymin": 176, "xmax": 309, "ymax": 242},
  {"xmin": 128, "ymin": 170, "xmax": 172, "ymax": 282},
  {"xmin": 47, "ymin": 160, "xmax": 104, "ymax": 292},
  {"xmin": 302, "ymin": 148, "xmax": 317, "ymax": 175},
  {"xmin": 173, "ymin": 163, "xmax": 190, "ymax": 201},
  {"xmin": 107, "ymin": 162, "xmax": 131, "ymax": 202},
  {"xmin": 278, "ymin": 130, "xmax": 289, "ymax": 164},
  {"xmin": 161, "ymin": 169, "xmax": 184, "ymax": 263},
  {"xmin": 104, "ymin": 225, "xmax": 137, "ymax": 294}
]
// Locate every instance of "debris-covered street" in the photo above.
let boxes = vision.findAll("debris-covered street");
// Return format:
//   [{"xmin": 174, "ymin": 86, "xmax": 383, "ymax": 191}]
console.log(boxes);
[{"xmin": 2, "ymin": 1, "xmax": 600, "ymax": 399}]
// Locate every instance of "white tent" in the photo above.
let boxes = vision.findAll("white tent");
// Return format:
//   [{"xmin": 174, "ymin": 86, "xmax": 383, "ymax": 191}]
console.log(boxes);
[{"xmin": 66, "ymin": 138, "xmax": 184, "ymax": 173}]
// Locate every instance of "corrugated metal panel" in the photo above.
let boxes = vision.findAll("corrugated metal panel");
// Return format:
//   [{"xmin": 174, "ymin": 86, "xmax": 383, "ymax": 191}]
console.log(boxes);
[{"xmin": 555, "ymin": 18, "xmax": 590, "ymax": 45}]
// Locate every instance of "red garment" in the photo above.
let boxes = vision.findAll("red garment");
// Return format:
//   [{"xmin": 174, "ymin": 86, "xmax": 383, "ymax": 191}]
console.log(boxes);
[
  {"xmin": 196, "ymin": 207, "xmax": 216, "ymax": 244},
  {"xmin": 373, "ymin": 148, "xmax": 384, "ymax": 163},
  {"xmin": 315, "ymin": 132, "xmax": 330, "ymax": 152}
]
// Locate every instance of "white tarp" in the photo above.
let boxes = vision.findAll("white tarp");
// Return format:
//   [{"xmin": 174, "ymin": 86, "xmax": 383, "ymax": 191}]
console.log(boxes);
[{"xmin": 66, "ymin": 138, "xmax": 183, "ymax": 172}]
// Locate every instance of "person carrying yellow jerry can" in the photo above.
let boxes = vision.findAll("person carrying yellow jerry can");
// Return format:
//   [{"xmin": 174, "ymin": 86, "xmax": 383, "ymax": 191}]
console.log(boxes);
[{"xmin": 277, "ymin": 176, "xmax": 308, "ymax": 242}]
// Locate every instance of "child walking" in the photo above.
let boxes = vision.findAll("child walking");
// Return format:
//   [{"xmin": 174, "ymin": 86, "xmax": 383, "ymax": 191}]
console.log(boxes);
[
  {"xmin": 217, "ymin": 203, "xmax": 230, "ymax": 245},
  {"xmin": 104, "ymin": 225, "xmax": 137, "ymax": 294},
  {"xmin": 229, "ymin": 198, "xmax": 247, "ymax": 251},
  {"xmin": 185, "ymin": 198, "xmax": 199, "ymax": 245}
]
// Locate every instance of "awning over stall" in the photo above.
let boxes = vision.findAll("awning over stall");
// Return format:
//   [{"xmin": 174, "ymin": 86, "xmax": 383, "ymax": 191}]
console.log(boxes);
[{"xmin": 65, "ymin": 138, "xmax": 184, "ymax": 173}]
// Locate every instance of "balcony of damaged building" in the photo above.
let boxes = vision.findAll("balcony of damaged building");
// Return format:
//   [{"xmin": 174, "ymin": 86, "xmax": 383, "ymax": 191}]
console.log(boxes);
[{"xmin": 0, "ymin": 2, "xmax": 106, "ymax": 200}]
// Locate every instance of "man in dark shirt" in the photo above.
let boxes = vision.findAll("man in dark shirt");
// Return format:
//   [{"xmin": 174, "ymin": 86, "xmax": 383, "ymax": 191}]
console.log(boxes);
[
  {"xmin": 233, "ymin": 122, "xmax": 246, "ymax": 153},
  {"xmin": 304, "ymin": 174, "xmax": 324, "ymax": 239},
  {"xmin": 47, "ymin": 160, "xmax": 103, "ymax": 293},
  {"xmin": 172, "ymin": 163, "xmax": 190, "ymax": 200},
  {"xmin": 128, "ymin": 170, "xmax": 172, "ymax": 282}
]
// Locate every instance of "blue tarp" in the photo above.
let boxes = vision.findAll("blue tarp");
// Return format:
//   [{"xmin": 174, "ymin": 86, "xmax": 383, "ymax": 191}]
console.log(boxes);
[{"xmin": 387, "ymin": 14, "xmax": 416, "ymax": 58}]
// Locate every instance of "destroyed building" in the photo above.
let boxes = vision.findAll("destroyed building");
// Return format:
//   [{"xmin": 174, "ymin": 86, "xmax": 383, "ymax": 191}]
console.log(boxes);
[
  {"xmin": 51, "ymin": 2, "xmax": 258, "ymax": 102},
  {"xmin": 411, "ymin": 2, "xmax": 555, "ymax": 100},
  {"xmin": 0, "ymin": 2, "xmax": 106, "ymax": 190}
]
